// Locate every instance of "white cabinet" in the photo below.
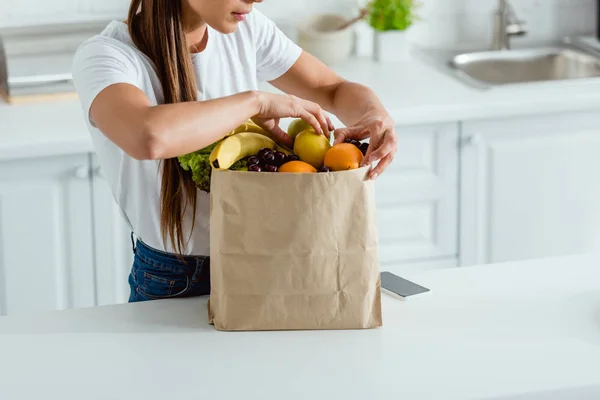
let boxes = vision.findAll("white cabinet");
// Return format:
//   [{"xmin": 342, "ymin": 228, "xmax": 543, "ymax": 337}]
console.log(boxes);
[
  {"xmin": 460, "ymin": 111, "xmax": 600, "ymax": 266},
  {"xmin": 7, "ymin": 108, "xmax": 600, "ymax": 314},
  {"xmin": 0, "ymin": 153, "xmax": 134, "ymax": 316},
  {"xmin": 0, "ymin": 154, "xmax": 96, "ymax": 316},
  {"xmin": 91, "ymin": 155, "xmax": 134, "ymax": 306},
  {"xmin": 376, "ymin": 122, "xmax": 459, "ymax": 270}
]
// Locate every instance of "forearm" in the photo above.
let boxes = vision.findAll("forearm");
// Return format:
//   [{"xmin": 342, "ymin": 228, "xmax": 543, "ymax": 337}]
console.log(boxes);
[
  {"xmin": 329, "ymin": 81, "xmax": 387, "ymax": 126},
  {"xmin": 144, "ymin": 90, "xmax": 260, "ymax": 159}
]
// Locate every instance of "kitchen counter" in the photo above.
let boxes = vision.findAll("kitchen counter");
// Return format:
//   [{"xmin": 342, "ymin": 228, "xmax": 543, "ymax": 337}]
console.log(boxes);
[
  {"xmin": 1, "ymin": 253, "xmax": 599, "ymax": 399},
  {"xmin": 3, "ymin": 54, "xmax": 600, "ymax": 161},
  {"xmin": 0, "ymin": 100, "xmax": 92, "ymax": 160}
]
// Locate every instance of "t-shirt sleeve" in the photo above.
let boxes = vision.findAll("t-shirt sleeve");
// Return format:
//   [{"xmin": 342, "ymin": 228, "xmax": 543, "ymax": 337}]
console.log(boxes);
[
  {"xmin": 72, "ymin": 38, "xmax": 140, "ymax": 127},
  {"xmin": 250, "ymin": 9, "xmax": 303, "ymax": 82}
]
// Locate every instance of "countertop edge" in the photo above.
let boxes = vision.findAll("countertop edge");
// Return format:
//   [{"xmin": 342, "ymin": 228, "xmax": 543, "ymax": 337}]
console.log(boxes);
[
  {"xmin": 5, "ymin": 52, "xmax": 600, "ymax": 161},
  {"xmin": 0, "ymin": 136, "xmax": 94, "ymax": 162},
  {"xmin": 4, "ymin": 95, "xmax": 600, "ymax": 161}
]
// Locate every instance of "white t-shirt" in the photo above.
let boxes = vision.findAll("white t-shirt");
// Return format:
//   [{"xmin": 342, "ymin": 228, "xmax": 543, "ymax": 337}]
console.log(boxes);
[{"xmin": 72, "ymin": 9, "xmax": 302, "ymax": 255}]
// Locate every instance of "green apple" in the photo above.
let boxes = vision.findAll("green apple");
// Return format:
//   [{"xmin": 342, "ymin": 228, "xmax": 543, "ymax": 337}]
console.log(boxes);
[{"xmin": 287, "ymin": 119, "xmax": 313, "ymax": 140}]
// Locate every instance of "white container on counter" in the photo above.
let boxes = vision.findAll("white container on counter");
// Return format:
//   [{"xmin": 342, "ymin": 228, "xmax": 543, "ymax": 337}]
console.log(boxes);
[
  {"xmin": 296, "ymin": 14, "xmax": 354, "ymax": 66},
  {"xmin": 373, "ymin": 30, "xmax": 412, "ymax": 62}
]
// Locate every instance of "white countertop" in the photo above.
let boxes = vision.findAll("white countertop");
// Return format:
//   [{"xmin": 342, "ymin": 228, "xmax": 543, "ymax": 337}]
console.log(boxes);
[
  {"xmin": 3, "ymin": 52, "xmax": 600, "ymax": 161},
  {"xmin": 1, "ymin": 253, "xmax": 599, "ymax": 399}
]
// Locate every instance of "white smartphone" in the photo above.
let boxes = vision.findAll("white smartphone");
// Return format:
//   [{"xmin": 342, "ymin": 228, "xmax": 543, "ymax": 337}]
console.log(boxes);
[{"xmin": 381, "ymin": 271, "xmax": 431, "ymax": 300}]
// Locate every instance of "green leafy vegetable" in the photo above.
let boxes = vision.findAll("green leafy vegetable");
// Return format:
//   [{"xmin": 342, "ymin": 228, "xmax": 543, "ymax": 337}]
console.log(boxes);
[
  {"xmin": 178, "ymin": 144, "xmax": 248, "ymax": 193},
  {"xmin": 367, "ymin": 0, "xmax": 419, "ymax": 32}
]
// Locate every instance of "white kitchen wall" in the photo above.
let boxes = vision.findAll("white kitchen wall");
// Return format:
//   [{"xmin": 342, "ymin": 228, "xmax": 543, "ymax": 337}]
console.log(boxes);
[
  {"xmin": 0, "ymin": 0, "xmax": 597, "ymax": 48},
  {"xmin": 410, "ymin": 0, "xmax": 597, "ymax": 48},
  {"xmin": 0, "ymin": 0, "xmax": 355, "ymax": 28}
]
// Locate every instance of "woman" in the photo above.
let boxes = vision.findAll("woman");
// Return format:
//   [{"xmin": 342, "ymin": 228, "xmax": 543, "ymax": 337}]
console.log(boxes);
[{"xmin": 72, "ymin": 0, "xmax": 398, "ymax": 303}]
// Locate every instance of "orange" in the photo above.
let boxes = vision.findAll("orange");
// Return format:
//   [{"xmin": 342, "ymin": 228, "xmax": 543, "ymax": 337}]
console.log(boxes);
[
  {"xmin": 278, "ymin": 160, "xmax": 317, "ymax": 173},
  {"xmin": 323, "ymin": 143, "xmax": 364, "ymax": 171}
]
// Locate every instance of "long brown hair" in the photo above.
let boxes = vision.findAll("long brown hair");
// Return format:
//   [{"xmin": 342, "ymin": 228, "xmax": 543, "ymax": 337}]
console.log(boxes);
[{"xmin": 127, "ymin": 0, "xmax": 198, "ymax": 256}]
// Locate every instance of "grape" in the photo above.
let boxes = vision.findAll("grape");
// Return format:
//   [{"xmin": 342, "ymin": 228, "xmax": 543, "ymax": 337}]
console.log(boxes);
[
  {"xmin": 344, "ymin": 138, "xmax": 353, "ymax": 144},
  {"xmin": 247, "ymin": 156, "xmax": 260, "ymax": 166},
  {"xmin": 248, "ymin": 164, "xmax": 261, "ymax": 172},
  {"xmin": 318, "ymin": 166, "xmax": 330, "ymax": 173},
  {"xmin": 262, "ymin": 151, "xmax": 275, "ymax": 163},
  {"xmin": 359, "ymin": 143, "xmax": 369, "ymax": 156},
  {"xmin": 350, "ymin": 140, "xmax": 361, "ymax": 148},
  {"xmin": 286, "ymin": 154, "xmax": 300, "ymax": 162},
  {"xmin": 273, "ymin": 151, "xmax": 287, "ymax": 166},
  {"xmin": 257, "ymin": 148, "xmax": 272, "ymax": 158},
  {"xmin": 264, "ymin": 165, "xmax": 278, "ymax": 173}
]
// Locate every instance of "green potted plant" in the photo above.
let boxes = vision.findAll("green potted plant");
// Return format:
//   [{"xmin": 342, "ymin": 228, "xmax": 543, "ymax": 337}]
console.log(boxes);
[{"xmin": 366, "ymin": 0, "xmax": 419, "ymax": 62}]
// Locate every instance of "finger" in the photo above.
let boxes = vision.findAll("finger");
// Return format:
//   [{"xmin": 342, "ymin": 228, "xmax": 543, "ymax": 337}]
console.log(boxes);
[
  {"xmin": 322, "ymin": 118, "xmax": 332, "ymax": 139},
  {"xmin": 288, "ymin": 96, "xmax": 323, "ymax": 135},
  {"xmin": 326, "ymin": 116, "xmax": 335, "ymax": 133},
  {"xmin": 363, "ymin": 126, "xmax": 396, "ymax": 163},
  {"xmin": 268, "ymin": 125, "xmax": 294, "ymax": 149},
  {"xmin": 332, "ymin": 130, "xmax": 345, "ymax": 145},
  {"xmin": 363, "ymin": 141, "xmax": 395, "ymax": 166},
  {"xmin": 322, "ymin": 117, "xmax": 332, "ymax": 139},
  {"xmin": 362, "ymin": 138, "xmax": 380, "ymax": 165},
  {"xmin": 334, "ymin": 125, "xmax": 368, "ymax": 145},
  {"xmin": 297, "ymin": 110, "xmax": 323, "ymax": 135},
  {"xmin": 369, "ymin": 152, "xmax": 394, "ymax": 180},
  {"xmin": 300, "ymin": 100, "xmax": 329, "ymax": 137},
  {"xmin": 362, "ymin": 124, "xmax": 384, "ymax": 163},
  {"xmin": 362, "ymin": 134, "xmax": 396, "ymax": 166},
  {"xmin": 316, "ymin": 111, "xmax": 330, "ymax": 138}
]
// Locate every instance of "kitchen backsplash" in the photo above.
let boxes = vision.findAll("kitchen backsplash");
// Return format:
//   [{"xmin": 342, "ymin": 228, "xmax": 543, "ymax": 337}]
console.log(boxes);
[
  {"xmin": 410, "ymin": 0, "xmax": 597, "ymax": 48},
  {"xmin": 0, "ymin": 0, "xmax": 596, "ymax": 48}
]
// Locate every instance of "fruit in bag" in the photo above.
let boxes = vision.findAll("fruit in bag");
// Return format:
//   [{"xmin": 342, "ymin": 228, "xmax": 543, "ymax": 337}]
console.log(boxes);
[
  {"xmin": 278, "ymin": 160, "xmax": 317, "ymax": 173},
  {"xmin": 324, "ymin": 143, "xmax": 364, "ymax": 171},
  {"xmin": 293, "ymin": 130, "xmax": 331, "ymax": 169}
]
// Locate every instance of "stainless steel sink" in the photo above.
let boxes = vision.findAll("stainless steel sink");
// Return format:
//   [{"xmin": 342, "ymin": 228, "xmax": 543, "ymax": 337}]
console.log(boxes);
[
  {"xmin": 416, "ymin": 0, "xmax": 600, "ymax": 89},
  {"xmin": 448, "ymin": 46, "xmax": 600, "ymax": 88}
]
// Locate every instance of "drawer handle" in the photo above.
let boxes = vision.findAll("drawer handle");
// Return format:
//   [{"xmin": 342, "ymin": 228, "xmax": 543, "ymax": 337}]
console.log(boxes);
[
  {"xmin": 73, "ymin": 165, "xmax": 90, "ymax": 179},
  {"xmin": 94, "ymin": 167, "xmax": 105, "ymax": 178},
  {"xmin": 464, "ymin": 134, "xmax": 482, "ymax": 147}
]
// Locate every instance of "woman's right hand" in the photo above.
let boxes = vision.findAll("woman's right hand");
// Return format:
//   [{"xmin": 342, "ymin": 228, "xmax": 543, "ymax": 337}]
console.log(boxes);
[{"xmin": 251, "ymin": 92, "xmax": 334, "ymax": 149}]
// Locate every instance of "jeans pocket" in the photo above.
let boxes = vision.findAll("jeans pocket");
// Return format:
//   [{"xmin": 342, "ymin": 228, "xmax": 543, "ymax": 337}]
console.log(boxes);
[{"xmin": 133, "ymin": 259, "xmax": 192, "ymax": 300}]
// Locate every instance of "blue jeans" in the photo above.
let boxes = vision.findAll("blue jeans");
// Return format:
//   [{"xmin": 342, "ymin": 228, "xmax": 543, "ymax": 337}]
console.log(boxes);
[{"xmin": 128, "ymin": 235, "xmax": 211, "ymax": 302}]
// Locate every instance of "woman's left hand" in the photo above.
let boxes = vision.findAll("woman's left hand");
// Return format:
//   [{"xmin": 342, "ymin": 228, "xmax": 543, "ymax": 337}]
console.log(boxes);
[{"xmin": 333, "ymin": 108, "xmax": 398, "ymax": 180}]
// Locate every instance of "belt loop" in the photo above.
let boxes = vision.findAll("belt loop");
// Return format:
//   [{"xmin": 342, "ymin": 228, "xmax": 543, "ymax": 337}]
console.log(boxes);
[
  {"xmin": 130, "ymin": 232, "xmax": 137, "ymax": 254},
  {"xmin": 191, "ymin": 256, "xmax": 203, "ymax": 282}
]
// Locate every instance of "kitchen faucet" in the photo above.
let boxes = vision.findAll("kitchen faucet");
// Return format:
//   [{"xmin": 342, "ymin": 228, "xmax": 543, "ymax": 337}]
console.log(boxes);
[
  {"xmin": 0, "ymin": 34, "xmax": 8, "ymax": 100},
  {"xmin": 492, "ymin": 0, "xmax": 527, "ymax": 50}
]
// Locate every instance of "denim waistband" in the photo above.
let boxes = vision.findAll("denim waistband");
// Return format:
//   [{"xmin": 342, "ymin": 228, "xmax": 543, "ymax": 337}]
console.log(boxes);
[{"xmin": 131, "ymin": 232, "xmax": 208, "ymax": 277}]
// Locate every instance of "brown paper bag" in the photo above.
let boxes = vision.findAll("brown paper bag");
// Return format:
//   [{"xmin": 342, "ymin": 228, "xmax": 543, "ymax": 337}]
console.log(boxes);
[{"xmin": 208, "ymin": 166, "xmax": 382, "ymax": 331}]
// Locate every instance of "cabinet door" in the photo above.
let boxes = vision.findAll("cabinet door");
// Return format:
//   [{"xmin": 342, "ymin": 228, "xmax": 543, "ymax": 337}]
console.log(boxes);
[
  {"xmin": 0, "ymin": 154, "xmax": 95, "ymax": 316},
  {"xmin": 91, "ymin": 155, "xmax": 134, "ymax": 306},
  {"xmin": 376, "ymin": 123, "xmax": 459, "ymax": 266},
  {"xmin": 461, "ymin": 111, "xmax": 600, "ymax": 266}
]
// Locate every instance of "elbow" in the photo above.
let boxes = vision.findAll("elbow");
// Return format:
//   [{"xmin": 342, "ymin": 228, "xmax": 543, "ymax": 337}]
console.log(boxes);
[
  {"xmin": 141, "ymin": 131, "xmax": 166, "ymax": 161},
  {"xmin": 92, "ymin": 102, "xmax": 169, "ymax": 160},
  {"xmin": 129, "ymin": 120, "xmax": 167, "ymax": 161}
]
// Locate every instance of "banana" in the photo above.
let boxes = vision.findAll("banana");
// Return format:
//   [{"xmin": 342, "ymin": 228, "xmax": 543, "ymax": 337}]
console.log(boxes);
[
  {"xmin": 210, "ymin": 132, "xmax": 277, "ymax": 169},
  {"xmin": 225, "ymin": 120, "xmax": 268, "ymax": 138}
]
